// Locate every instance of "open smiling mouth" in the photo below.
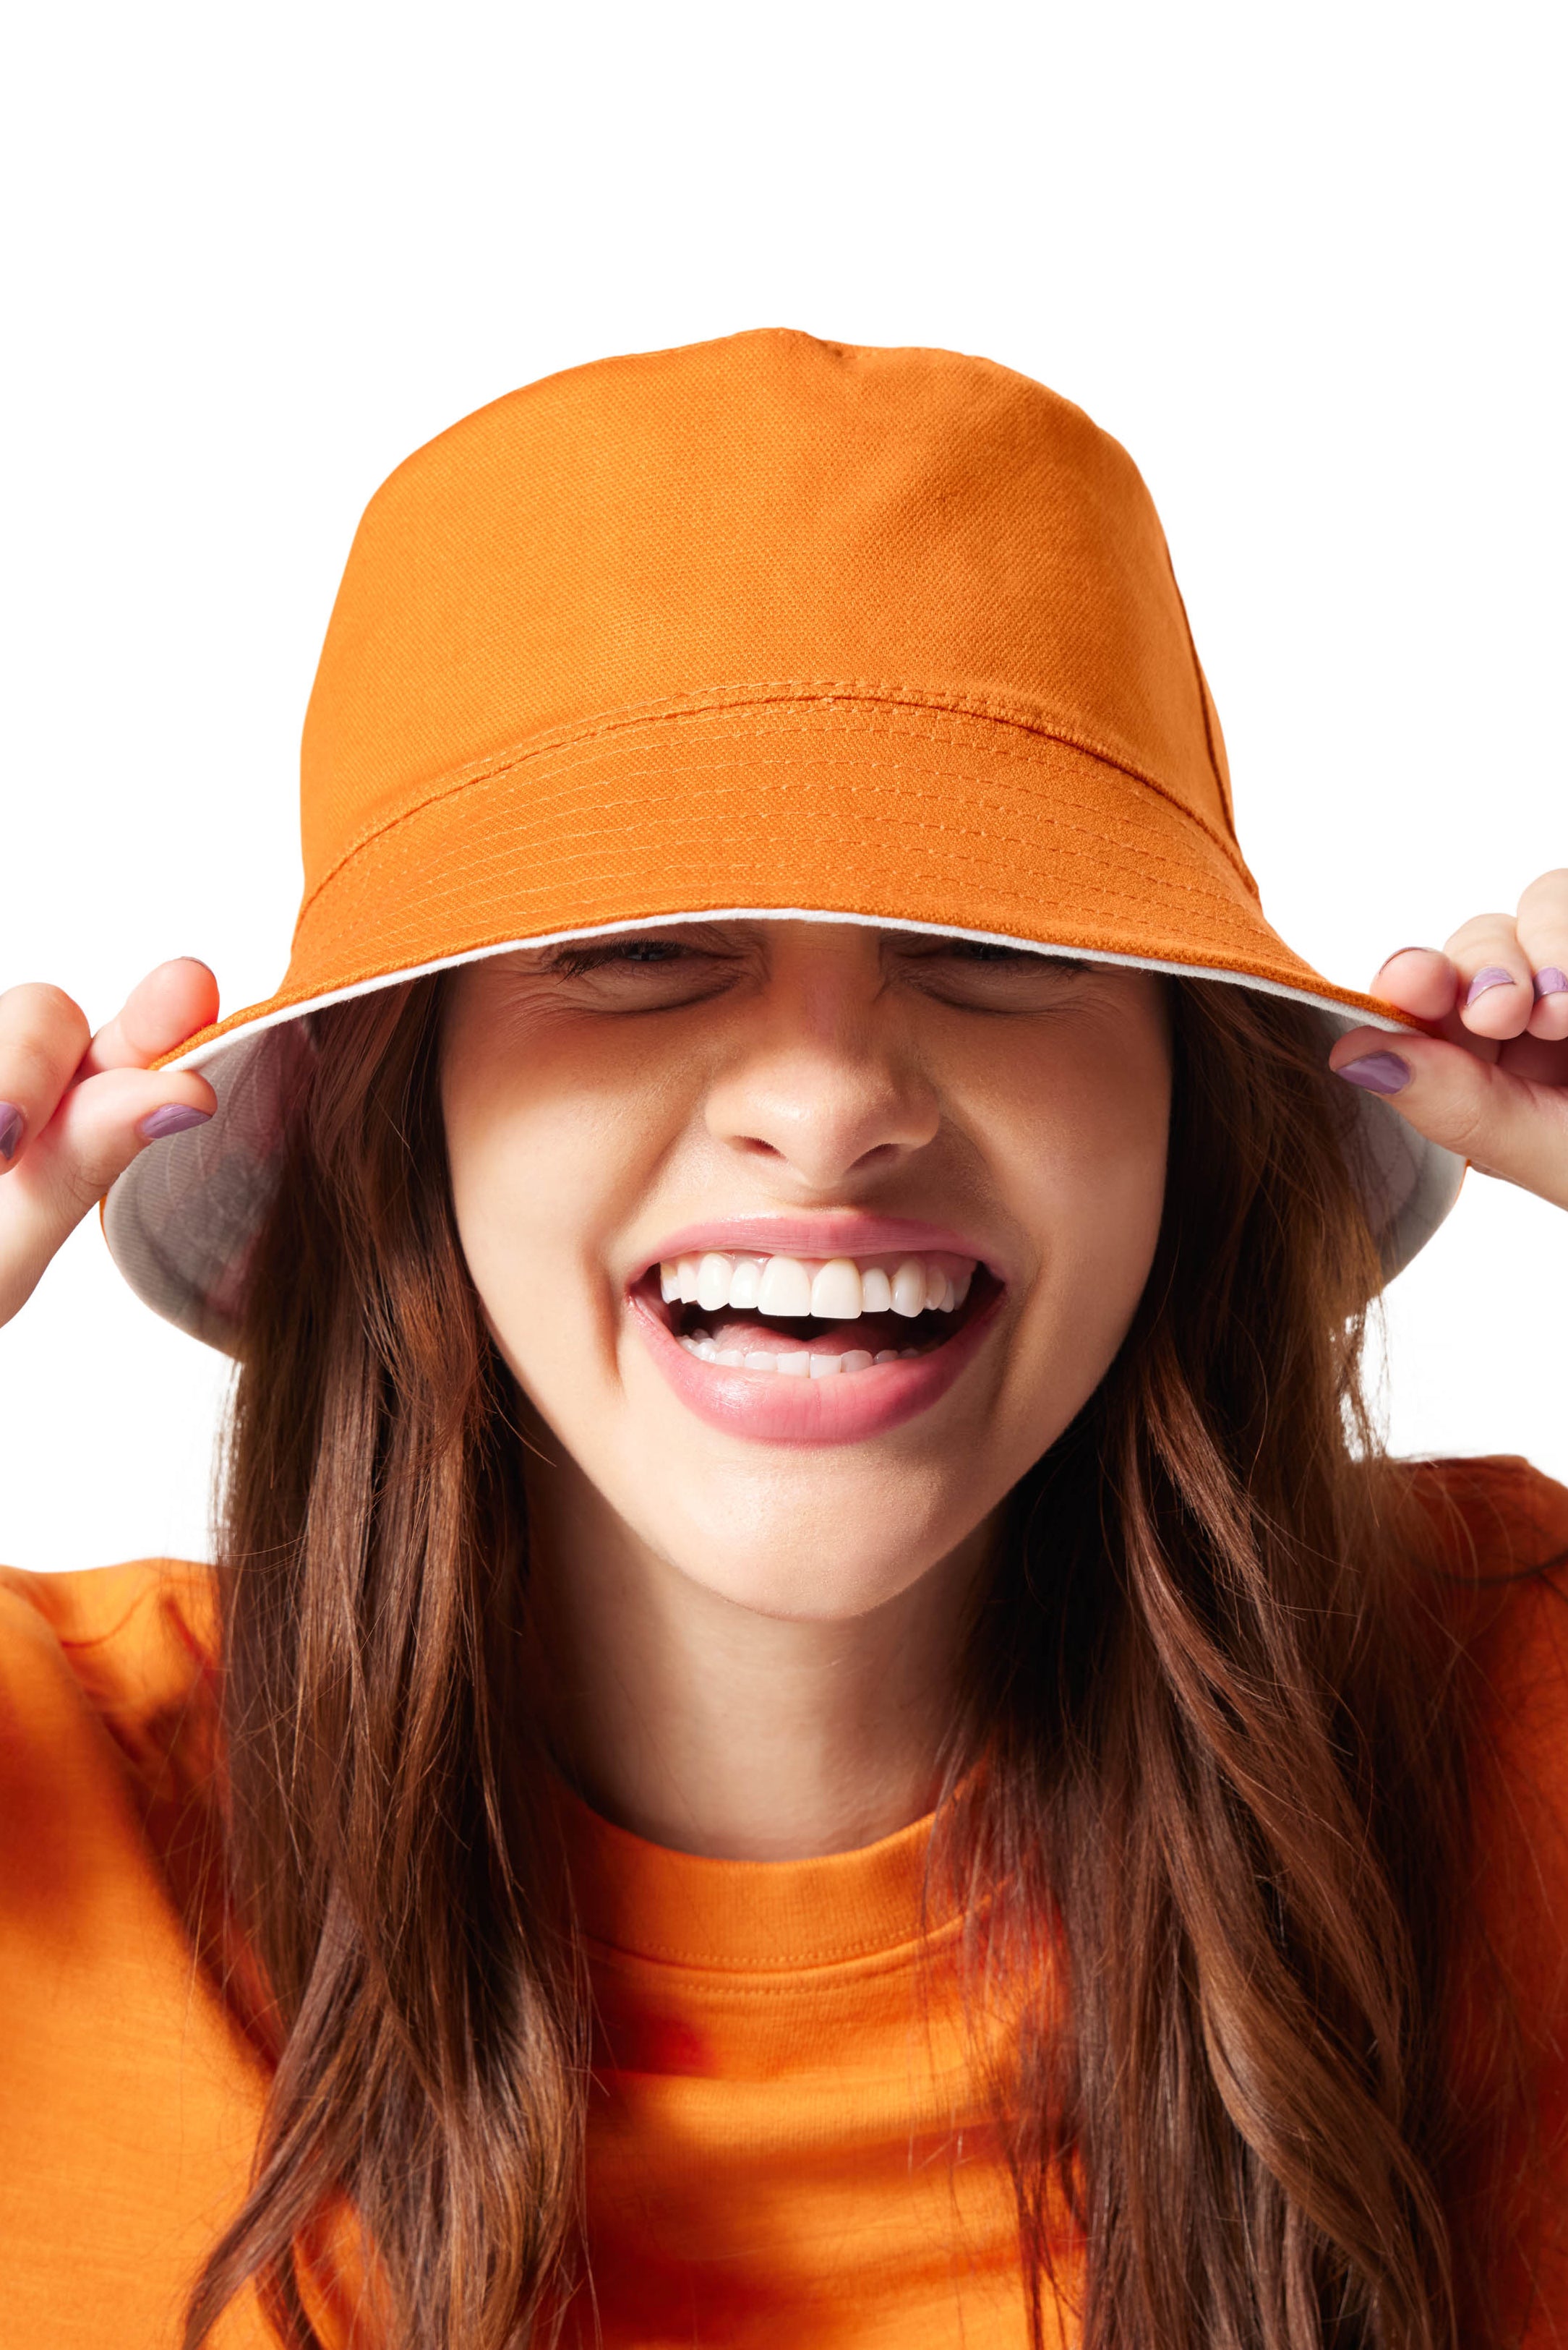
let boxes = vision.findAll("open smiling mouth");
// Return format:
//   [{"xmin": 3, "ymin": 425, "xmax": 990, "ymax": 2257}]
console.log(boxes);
[{"xmin": 638, "ymin": 1249, "xmax": 996, "ymax": 1378}]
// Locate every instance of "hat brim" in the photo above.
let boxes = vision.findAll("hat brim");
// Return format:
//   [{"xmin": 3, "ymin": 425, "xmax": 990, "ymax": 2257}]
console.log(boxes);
[{"xmin": 104, "ymin": 693, "xmax": 1464, "ymax": 1344}]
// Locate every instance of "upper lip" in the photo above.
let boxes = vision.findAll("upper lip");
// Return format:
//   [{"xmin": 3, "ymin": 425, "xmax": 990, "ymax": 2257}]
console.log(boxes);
[{"xmin": 632, "ymin": 1212, "xmax": 1003, "ymax": 1287}]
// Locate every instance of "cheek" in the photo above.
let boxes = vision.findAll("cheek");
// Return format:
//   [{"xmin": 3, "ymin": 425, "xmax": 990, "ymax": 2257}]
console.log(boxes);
[
  {"xmin": 985, "ymin": 1033, "xmax": 1170, "ymax": 1419},
  {"xmin": 441, "ymin": 1048, "xmax": 651, "ymax": 1388}
]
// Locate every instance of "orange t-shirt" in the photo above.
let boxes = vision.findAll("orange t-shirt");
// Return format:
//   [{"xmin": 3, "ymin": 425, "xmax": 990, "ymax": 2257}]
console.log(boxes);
[{"xmin": 1, "ymin": 1456, "xmax": 1566, "ymax": 2350}]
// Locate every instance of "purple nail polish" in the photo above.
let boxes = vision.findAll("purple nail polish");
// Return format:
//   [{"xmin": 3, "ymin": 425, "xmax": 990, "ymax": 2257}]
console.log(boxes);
[
  {"xmin": 138, "ymin": 1103, "xmax": 213, "ymax": 1142},
  {"xmin": 1336, "ymin": 1051, "xmax": 1412, "ymax": 1097},
  {"xmin": 1533, "ymin": 967, "xmax": 1568, "ymax": 999},
  {"xmin": 1465, "ymin": 965, "xmax": 1517, "ymax": 1005},
  {"xmin": 0, "ymin": 1103, "xmax": 22, "ymax": 1162}
]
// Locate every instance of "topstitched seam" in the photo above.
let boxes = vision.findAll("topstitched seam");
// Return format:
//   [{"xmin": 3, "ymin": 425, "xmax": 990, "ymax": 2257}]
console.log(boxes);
[
  {"xmin": 316, "ymin": 672, "xmax": 1219, "ymax": 811},
  {"xmin": 312, "ymin": 708, "xmax": 1253, "ymax": 873},
  {"xmin": 299, "ymin": 686, "xmax": 1252, "ymax": 917},
  {"xmin": 297, "ymin": 754, "xmax": 1254, "ymax": 952},
  {"xmin": 301, "ymin": 745, "xmax": 1246, "ymax": 894},
  {"xmin": 301, "ymin": 819, "xmax": 1255, "ymax": 939},
  {"xmin": 579, "ymin": 1909, "xmax": 975, "ymax": 1977},
  {"xmin": 309, "ymin": 717, "xmax": 1248, "ymax": 873}
]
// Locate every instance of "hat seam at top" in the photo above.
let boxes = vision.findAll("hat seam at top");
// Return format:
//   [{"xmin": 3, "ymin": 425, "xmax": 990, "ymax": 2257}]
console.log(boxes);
[{"xmin": 297, "ymin": 679, "xmax": 1256, "ymax": 928}]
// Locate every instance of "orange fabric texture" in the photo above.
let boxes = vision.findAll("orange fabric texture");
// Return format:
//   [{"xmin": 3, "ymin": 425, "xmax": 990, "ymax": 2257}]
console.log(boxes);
[
  {"xmin": 167, "ymin": 329, "xmax": 1406, "ymax": 1059},
  {"xmin": 2, "ymin": 1458, "xmax": 1566, "ymax": 2350}
]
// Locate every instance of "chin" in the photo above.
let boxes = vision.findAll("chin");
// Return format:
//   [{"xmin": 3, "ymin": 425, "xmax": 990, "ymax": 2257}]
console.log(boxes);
[{"xmin": 647, "ymin": 1481, "xmax": 983, "ymax": 1623}]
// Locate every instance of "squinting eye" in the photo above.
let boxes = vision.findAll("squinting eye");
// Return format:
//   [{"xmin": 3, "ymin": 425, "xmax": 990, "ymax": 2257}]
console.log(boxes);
[{"xmin": 549, "ymin": 938, "xmax": 692, "ymax": 976}]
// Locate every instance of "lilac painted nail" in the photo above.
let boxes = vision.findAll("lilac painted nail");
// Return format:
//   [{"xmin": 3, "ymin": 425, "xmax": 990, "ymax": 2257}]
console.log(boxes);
[
  {"xmin": 1336, "ymin": 1051, "xmax": 1411, "ymax": 1097},
  {"xmin": 1533, "ymin": 967, "xmax": 1568, "ymax": 999},
  {"xmin": 1465, "ymin": 965, "xmax": 1517, "ymax": 1005},
  {"xmin": 138, "ymin": 1103, "xmax": 213, "ymax": 1142},
  {"xmin": 0, "ymin": 1102, "xmax": 23, "ymax": 1162}
]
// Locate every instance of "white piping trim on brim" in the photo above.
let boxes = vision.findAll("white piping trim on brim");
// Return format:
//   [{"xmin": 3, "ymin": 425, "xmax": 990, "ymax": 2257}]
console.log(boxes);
[{"xmin": 166, "ymin": 907, "xmax": 1408, "ymax": 1074}]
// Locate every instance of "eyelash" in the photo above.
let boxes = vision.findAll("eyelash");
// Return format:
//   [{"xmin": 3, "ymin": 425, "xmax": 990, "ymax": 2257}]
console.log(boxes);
[
  {"xmin": 548, "ymin": 939, "xmax": 691, "ymax": 976},
  {"xmin": 544, "ymin": 938, "xmax": 1089, "ymax": 984}
]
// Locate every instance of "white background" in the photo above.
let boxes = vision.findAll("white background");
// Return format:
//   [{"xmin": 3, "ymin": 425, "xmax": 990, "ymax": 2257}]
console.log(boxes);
[{"xmin": 1, "ymin": 1, "xmax": 1563, "ymax": 1570}]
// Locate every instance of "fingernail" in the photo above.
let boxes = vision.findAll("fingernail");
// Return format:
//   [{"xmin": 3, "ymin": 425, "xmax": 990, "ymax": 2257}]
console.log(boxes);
[
  {"xmin": 1336, "ymin": 1051, "xmax": 1412, "ymax": 1097},
  {"xmin": 1465, "ymin": 966, "xmax": 1517, "ymax": 1005},
  {"xmin": 1533, "ymin": 967, "xmax": 1568, "ymax": 999},
  {"xmin": 0, "ymin": 1103, "xmax": 23, "ymax": 1162},
  {"xmin": 138, "ymin": 1104, "xmax": 213, "ymax": 1142}
]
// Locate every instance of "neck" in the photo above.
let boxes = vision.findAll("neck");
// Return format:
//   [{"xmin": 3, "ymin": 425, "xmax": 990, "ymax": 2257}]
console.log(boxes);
[{"xmin": 522, "ymin": 1460, "xmax": 988, "ymax": 1863}]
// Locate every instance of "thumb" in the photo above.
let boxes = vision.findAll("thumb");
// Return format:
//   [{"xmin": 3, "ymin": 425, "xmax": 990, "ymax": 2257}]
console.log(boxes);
[{"xmin": 1329, "ymin": 1027, "xmax": 1568, "ymax": 1212}]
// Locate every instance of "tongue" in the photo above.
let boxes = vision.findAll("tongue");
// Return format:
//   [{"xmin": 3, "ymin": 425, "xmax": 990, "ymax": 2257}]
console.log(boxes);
[{"xmin": 701, "ymin": 1309, "xmax": 936, "ymax": 1356}]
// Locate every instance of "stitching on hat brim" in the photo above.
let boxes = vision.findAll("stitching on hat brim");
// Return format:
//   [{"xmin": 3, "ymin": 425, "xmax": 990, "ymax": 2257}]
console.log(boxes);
[
  {"xmin": 298, "ymin": 682, "xmax": 1256, "ymax": 923},
  {"xmin": 291, "ymin": 720, "xmax": 1261, "ymax": 954}
]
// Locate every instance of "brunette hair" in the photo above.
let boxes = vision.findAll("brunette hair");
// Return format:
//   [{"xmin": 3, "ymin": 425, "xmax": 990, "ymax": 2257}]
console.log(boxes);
[{"xmin": 183, "ymin": 973, "xmax": 1528, "ymax": 2350}]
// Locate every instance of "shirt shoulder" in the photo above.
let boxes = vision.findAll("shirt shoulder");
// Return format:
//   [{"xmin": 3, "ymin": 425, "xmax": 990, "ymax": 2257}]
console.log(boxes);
[
  {"xmin": 1401, "ymin": 1454, "xmax": 1568, "ymax": 1773},
  {"xmin": 0, "ymin": 1559, "xmax": 282, "ymax": 2346},
  {"xmin": 1401, "ymin": 1459, "xmax": 1568, "ymax": 2338},
  {"xmin": 1403, "ymin": 1450, "xmax": 1568, "ymax": 1580},
  {"xmin": 0, "ymin": 1555, "xmax": 220, "ymax": 1823}
]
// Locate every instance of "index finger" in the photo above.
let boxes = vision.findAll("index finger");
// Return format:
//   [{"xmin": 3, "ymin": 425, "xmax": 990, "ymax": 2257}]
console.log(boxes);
[{"xmin": 81, "ymin": 959, "xmax": 220, "ymax": 1077}]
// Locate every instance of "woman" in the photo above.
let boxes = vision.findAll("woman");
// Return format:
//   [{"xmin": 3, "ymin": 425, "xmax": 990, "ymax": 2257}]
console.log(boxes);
[{"xmin": 1, "ymin": 329, "xmax": 1565, "ymax": 2350}]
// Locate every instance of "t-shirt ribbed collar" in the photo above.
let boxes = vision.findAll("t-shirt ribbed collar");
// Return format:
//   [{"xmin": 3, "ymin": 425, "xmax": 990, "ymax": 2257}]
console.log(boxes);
[{"xmin": 558, "ymin": 1780, "xmax": 954, "ymax": 1972}]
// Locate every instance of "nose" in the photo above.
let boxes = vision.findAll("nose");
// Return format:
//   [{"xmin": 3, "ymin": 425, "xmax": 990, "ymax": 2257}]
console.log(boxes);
[{"xmin": 703, "ymin": 928, "xmax": 941, "ymax": 1189}]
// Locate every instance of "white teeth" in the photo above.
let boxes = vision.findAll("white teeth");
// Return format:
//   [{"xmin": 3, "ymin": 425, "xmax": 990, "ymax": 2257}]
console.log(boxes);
[
  {"xmin": 745, "ymin": 1351, "xmax": 778, "ymax": 1372},
  {"xmin": 875, "ymin": 1349, "xmax": 901, "ymax": 1363},
  {"xmin": 757, "ymin": 1255, "xmax": 814, "ymax": 1316},
  {"xmin": 660, "ymin": 1248, "xmax": 982, "ymax": 1323},
  {"xmin": 778, "ymin": 1351, "xmax": 811, "ymax": 1377},
  {"xmin": 696, "ymin": 1251, "xmax": 732, "ymax": 1311},
  {"xmin": 891, "ymin": 1259, "xmax": 928, "ymax": 1317},
  {"xmin": 810, "ymin": 1258, "xmax": 862, "ymax": 1319},
  {"xmin": 842, "ymin": 1349, "xmax": 873, "ymax": 1372},
  {"xmin": 809, "ymin": 1351, "xmax": 842, "ymax": 1377}
]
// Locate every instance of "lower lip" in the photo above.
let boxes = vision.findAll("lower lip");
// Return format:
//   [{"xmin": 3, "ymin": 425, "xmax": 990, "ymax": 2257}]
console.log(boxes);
[{"xmin": 628, "ymin": 1287, "xmax": 1003, "ymax": 1445}]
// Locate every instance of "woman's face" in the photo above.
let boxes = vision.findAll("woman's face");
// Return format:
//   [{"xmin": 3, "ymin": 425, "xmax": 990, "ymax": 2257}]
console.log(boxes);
[{"xmin": 442, "ymin": 922, "xmax": 1170, "ymax": 1620}]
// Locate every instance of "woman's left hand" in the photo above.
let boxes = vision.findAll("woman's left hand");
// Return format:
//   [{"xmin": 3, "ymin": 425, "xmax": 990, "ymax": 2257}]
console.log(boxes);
[{"xmin": 1329, "ymin": 867, "xmax": 1568, "ymax": 1213}]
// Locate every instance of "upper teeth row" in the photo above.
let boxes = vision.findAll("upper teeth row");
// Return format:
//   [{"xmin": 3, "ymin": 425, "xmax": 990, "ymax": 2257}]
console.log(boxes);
[{"xmin": 657, "ymin": 1252, "xmax": 974, "ymax": 1319}]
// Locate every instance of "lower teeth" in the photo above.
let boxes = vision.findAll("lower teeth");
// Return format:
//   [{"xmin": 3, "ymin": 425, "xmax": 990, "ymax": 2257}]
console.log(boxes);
[{"xmin": 677, "ymin": 1336, "xmax": 925, "ymax": 1374}]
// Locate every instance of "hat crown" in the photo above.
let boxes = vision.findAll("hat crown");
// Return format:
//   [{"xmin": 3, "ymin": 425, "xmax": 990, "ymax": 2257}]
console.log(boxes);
[{"xmin": 301, "ymin": 328, "xmax": 1234, "ymax": 899}]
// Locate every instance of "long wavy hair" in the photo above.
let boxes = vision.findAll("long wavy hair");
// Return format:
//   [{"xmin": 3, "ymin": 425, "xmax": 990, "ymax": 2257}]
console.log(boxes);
[{"xmin": 181, "ymin": 970, "xmax": 1533, "ymax": 2349}]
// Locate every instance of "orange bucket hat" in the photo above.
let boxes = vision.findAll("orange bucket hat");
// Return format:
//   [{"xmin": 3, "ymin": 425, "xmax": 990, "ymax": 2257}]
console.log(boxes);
[{"xmin": 105, "ymin": 328, "xmax": 1461, "ymax": 1344}]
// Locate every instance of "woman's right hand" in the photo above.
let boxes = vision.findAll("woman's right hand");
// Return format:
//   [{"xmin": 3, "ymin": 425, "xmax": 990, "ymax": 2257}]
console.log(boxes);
[{"xmin": 0, "ymin": 960, "xmax": 219, "ymax": 1329}]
